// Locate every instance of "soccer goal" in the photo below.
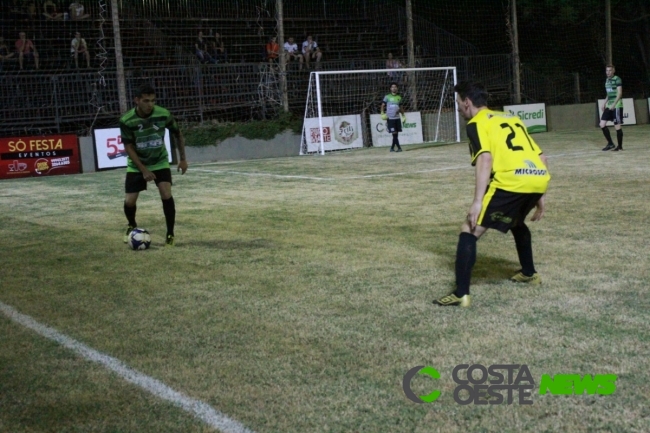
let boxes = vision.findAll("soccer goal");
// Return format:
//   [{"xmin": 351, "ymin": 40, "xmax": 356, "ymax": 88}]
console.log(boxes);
[{"xmin": 300, "ymin": 67, "xmax": 461, "ymax": 155}]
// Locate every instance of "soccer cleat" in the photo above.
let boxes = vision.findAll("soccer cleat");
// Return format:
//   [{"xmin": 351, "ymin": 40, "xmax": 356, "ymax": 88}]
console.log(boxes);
[
  {"xmin": 165, "ymin": 234, "xmax": 175, "ymax": 247},
  {"xmin": 602, "ymin": 143, "xmax": 615, "ymax": 151},
  {"xmin": 124, "ymin": 225, "xmax": 135, "ymax": 243},
  {"xmin": 433, "ymin": 293, "xmax": 471, "ymax": 307},
  {"xmin": 612, "ymin": 147, "xmax": 623, "ymax": 152},
  {"xmin": 510, "ymin": 271, "xmax": 542, "ymax": 285},
  {"xmin": 397, "ymin": 148, "xmax": 403, "ymax": 152},
  {"xmin": 390, "ymin": 148, "xmax": 395, "ymax": 152}
]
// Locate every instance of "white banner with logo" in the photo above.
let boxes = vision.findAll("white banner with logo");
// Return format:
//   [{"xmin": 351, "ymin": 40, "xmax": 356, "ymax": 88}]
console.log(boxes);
[
  {"xmin": 369, "ymin": 112, "xmax": 424, "ymax": 147},
  {"xmin": 597, "ymin": 98, "xmax": 636, "ymax": 126},
  {"xmin": 503, "ymin": 103, "xmax": 547, "ymax": 133},
  {"xmin": 303, "ymin": 115, "xmax": 364, "ymax": 153},
  {"xmin": 93, "ymin": 127, "xmax": 172, "ymax": 170}
]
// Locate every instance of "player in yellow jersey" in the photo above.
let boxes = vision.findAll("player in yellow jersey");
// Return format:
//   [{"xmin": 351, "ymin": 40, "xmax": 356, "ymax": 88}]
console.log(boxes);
[{"xmin": 434, "ymin": 81, "xmax": 551, "ymax": 307}]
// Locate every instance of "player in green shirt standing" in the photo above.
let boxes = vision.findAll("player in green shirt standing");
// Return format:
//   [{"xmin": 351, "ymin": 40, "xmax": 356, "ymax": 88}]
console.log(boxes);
[
  {"xmin": 600, "ymin": 65, "xmax": 624, "ymax": 151},
  {"xmin": 381, "ymin": 82, "xmax": 406, "ymax": 152},
  {"xmin": 119, "ymin": 83, "xmax": 188, "ymax": 246}
]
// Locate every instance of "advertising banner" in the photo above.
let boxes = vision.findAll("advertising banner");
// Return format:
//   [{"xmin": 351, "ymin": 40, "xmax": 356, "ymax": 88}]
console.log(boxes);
[
  {"xmin": 503, "ymin": 103, "xmax": 547, "ymax": 133},
  {"xmin": 597, "ymin": 98, "xmax": 636, "ymax": 126},
  {"xmin": 370, "ymin": 112, "xmax": 424, "ymax": 147},
  {"xmin": 303, "ymin": 115, "xmax": 364, "ymax": 153},
  {"xmin": 0, "ymin": 135, "xmax": 81, "ymax": 180},
  {"xmin": 93, "ymin": 127, "xmax": 172, "ymax": 170}
]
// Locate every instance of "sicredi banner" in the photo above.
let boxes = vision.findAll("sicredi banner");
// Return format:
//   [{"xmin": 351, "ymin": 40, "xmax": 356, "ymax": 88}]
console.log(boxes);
[
  {"xmin": 370, "ymin": 112, "xmax": 424, "ymax": 147},
  {"xmin": 597, "ymin": 98, "xmax": 636, "ymax": 126},
  {"xmin": 503, "ymin": 103, "xmax": 547, "ymax": 133},
  {"xmin": 303, "ymin": 115, "xmax": 364, "ymax": 153},
  {"xmin": 0, "ymin": 134, "xmax": 81, "ymax": 179},
  {"xmin": 93, "ymin": 127, "xmax": 172, "ymax": 170}
]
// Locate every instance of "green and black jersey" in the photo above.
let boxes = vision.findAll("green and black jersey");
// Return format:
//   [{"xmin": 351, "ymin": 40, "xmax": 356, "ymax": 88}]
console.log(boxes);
[
  {"xmin": 605, "ymin": 75, "xmax": 622, "ymax": 109},
  {"xmin": 119, "ymin": 105, "xmax": 179, "ymax": 173}
]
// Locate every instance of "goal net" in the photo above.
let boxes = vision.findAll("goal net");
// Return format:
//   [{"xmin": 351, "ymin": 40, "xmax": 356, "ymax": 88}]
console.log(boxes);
[{"xmin": 300, "ymin": 67, "xmax": 460, "ymax": 155}]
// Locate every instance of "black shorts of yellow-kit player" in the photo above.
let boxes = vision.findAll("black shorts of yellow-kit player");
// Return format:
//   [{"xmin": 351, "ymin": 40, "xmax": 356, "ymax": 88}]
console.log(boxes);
[{"xmin": 477, "ymin": 186, "xmax": 542, "ymax": 233}]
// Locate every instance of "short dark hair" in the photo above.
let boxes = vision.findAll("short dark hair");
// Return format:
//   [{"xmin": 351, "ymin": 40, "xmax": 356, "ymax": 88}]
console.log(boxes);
[
  {"xmin": 454, "ymin": 80, "xmax": 488, "ymax": 108},
  {"xmin": 135, "ymin": 83, "xmax": 156, "ymax": 98},
  {"xmin": 389, "ymin": 82, "xmax": 398, "ymax": 88}
]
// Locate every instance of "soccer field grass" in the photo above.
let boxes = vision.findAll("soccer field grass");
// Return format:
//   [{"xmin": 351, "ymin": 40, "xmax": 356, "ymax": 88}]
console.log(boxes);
[{"xmin": 2, "ymin": 127, "xmax": 649, "ymax": 432}]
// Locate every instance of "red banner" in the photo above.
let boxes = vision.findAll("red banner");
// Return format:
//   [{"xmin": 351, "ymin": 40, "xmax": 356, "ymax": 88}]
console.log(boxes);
[{"xmin": 0, "ymin": 135, "xmax": 81, "ymax": 179}]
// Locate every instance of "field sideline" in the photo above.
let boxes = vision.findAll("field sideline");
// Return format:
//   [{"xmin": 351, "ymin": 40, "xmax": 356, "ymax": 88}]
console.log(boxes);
[{"xmin": 1, "ymin": 126, "xmax": 649, "ymax": 433}]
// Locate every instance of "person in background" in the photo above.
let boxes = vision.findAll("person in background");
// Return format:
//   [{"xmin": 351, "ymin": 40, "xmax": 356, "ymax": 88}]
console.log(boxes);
[
  {"xmin": 302, "ymin": 35, "xmax": 322, "ymax": 69},
  {"xmin": 69, "ymin": 2, "xmax": 90, "ymax": 20},
  {"xmin": 380, "ymin": 82, "xmax": 406, "ymax": 152},
  {"xmin": 70, "ymin": 31, "xmax": 90, "ymax": 68},
  {"xmin": 266, "ymin": 36, "xmax": 279, "ymax": 64},
  {"xmin": 15, "ymin": 31, "xmax": 39, "ymax": 70},
  {"xmin": 599, "ymin": 65, "xmax": 624, "ymax": 152},
  {"xmin": 283, "ymin": 36, "xmax": 303, "ymax": 70}
]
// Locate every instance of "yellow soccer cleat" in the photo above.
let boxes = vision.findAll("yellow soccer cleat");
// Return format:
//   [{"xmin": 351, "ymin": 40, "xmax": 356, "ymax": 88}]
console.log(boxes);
[
  {"xmin": 510, "ymin": 271, "xmax": 542, "ymax": 285},
  {"xmin": 433, "ymin": 293, "xmax": 471, "ymax": 307}
]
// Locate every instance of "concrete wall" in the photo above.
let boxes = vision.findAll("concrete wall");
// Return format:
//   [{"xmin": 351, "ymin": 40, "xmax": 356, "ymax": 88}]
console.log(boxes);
[
  {"xmin": 76, "ymin": 100, "xmax": 649, "ymax": 167},
  {"xmin": 187, "ymin": 130, "xmax": 301, "ymax": 163}
]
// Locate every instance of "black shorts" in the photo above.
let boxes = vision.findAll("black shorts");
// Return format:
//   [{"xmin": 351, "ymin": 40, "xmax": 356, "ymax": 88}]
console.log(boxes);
[
  {"xmin": 125, "ymin": 168, "xmax": 172, "ymax": 193},
  {"xmin": 478, "ymin": 188, "xmax": 543, "ymax": 233},
  {"xmin": 601, "ymin": 107, "xmax": 624, "ymax": 125},
  {"xmin": 387, "ymin": 118, "xmax": 402, "ymax": 133}
]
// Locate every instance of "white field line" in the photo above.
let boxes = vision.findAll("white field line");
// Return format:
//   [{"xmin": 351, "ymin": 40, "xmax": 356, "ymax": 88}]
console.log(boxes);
[
  {"xmin": 191, "ymin": 149, "xmax": 599, "ymax": 181},
  {"xmin": 0, "ymin": 301, "xmax": 255, "ymax": 433}
]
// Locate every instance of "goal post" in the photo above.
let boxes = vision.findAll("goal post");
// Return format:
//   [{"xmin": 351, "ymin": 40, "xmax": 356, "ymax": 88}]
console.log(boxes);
[{"xmin": 300, "ymin": 67, "xmax": 461, "ymax": 155}]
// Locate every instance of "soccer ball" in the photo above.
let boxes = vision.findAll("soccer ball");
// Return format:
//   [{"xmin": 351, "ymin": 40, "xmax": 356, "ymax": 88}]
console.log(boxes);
[{"xmin": 128, "ymin": 228, "xmax": 152, "ymax": 250}]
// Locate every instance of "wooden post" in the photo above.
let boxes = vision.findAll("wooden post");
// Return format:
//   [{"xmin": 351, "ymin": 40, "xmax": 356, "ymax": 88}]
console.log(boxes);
[
  {"xmin": 511, "ymin": 0, "xmax": 521, "ymax": 104},
  {"xmin": 111, "ymin": 0, "xmax": 127, "ymax": 113},
  {"xmin": 277, "ymin": 0, "xmax": 289, "ymax": 112},
  {"xmin": 406, "ymin": 0, "xmax": 417, "ymax": 110}
]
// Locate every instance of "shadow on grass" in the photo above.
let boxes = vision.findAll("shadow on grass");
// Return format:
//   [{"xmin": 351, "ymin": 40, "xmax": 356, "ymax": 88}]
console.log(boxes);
[{"xmin": 187, "ymin": 238, "xmax": 274, "ymax": 250}]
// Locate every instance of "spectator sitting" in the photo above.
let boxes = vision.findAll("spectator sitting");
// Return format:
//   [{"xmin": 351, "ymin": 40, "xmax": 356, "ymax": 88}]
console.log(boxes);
[
  {"xmin": 15, "ymin": 31, "xmax": 39, "ymax": 70},
  {"xmin": 266, "ymin": 36, "xmax": 279, "ymax": 64},
  {"xmin": 194, "ymin": 31, "xmax": 216, "ymax": 64},
  {"xmin": 209, "ymin": 32, "xmax": 227, "ymax": 63},
  {"xmin": 70, "ymin": 31, "xmax": 90, "ymax": 68},
  {"xmin": 43, "ymin": 0, "xmax": 64, "ymax": 20},
  {"xmin": 283, "ymin": 37, "xmax": 303, "ymax": 70},
  {"xmin": 69, "ymin": 2, "xmax": 90, "ymax": 20},
  {"xmin": 0, "ymin": 37, "xmax": 16, "ymax": 71},
  {"xmin": 24, "ymin": 2, "xmax": 38, "ymax": 21},
  {"xmin": 386, "ymin": 52, "xmax": 403, "ymax": 80},
  {"xmin": 302, "ymin": 35, "xmax": 322, "ymax": 69}
]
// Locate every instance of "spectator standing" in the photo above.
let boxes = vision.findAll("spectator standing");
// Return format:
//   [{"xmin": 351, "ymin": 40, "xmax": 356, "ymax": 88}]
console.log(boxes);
[
  {"xmin": 386, "ymin": 52, "xmax": 403, "ymax": 80},
  {"xmin": 15, "ymin": 31, "xmax": 39, "ymax": 70},
  {"xmin": 70, "ymin": 31, "xmax": 90, "ymax": 68},
  {"xmin": 302, "ymin": 35, "xmax": 322, "ymax": 69},
  {"xmin": 195, "ymin": 31, "xmax": 216, "ymax": 64},
  {"xmin": 283, "ymin": 37, "xmax": 303, "ymax": 70},
  {"xmin": 209, "ymin": 32, "xmax": 227, "ymax": 63},
  {"xmin": 69, "ymin": 2, "xmax": 90, "ymax": 20}
]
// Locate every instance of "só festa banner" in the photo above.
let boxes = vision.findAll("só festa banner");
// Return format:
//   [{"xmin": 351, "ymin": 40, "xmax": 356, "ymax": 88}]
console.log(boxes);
[{"xmin": 0, "ymin": 134, "xmax": 81, "ymax": 179}]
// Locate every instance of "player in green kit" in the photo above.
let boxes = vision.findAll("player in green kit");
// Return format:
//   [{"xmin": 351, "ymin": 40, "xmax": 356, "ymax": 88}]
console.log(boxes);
[
  {"xmin": 120, "ymin": 83, "xmax": 188, "ymax": 247},
  {"xmin": 600, "ymin": 65, "xmax": 623, "ymax": 151},
  {"xmin": 434, "ymin": 81, "xmax": 550, "ymax": 307},
  {"xmin": 381, "ymin": 82, "xmax": 406, "ymax": 152}
]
